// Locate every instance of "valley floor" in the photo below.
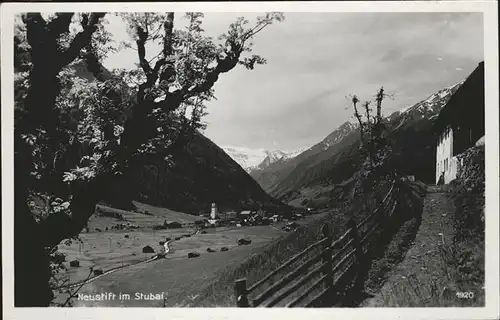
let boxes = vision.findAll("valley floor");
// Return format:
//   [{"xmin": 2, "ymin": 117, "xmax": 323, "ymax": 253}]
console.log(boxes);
[
  {"xmin": 58, "ymin": 214, "xmax": 323, "ymax": 307},
  {"xmin": 361, "ymin": 185, "xmax": 479, "ymax": 307}
]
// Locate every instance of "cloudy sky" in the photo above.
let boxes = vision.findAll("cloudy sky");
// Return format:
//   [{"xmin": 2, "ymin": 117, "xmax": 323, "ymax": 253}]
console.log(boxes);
[{"xmin": 103, "ymin": 12, "xmax": 484, "ymax": 152}]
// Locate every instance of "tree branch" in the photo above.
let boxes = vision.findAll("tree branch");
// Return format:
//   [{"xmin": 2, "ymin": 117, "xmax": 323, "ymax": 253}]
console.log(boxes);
[
  {"xmin": 46, "ymin": 13, "xmax": 74, "ymax": 37},
  {"xmin": 157, "ymin": 13, "xmax": 175, "ymax": 87},
  {"xmin": 82, "ymin": 41, "xmax": 112, "ymax": 82},
  {"xmin": 136, "ymin": 25, "xmax": 152, "ymax": 77},
  {"xmin": 163, "ymin": 13, "xmax": 175, "ymax": 57},
  {"xmin": 241, "ymin": 20, "xmax": 271, "ymax": 43},
  {"xmin": 59, "ymin": 13, "xmax": 106, "ymax": 68},
  {"xmin": 24, "ymin": 13, "xmax": 49, "ymax": 54},
  {"xmin": 375, "ymin": 87, "xmax": 385, "ymax": 123},
  {"xmin": 153, "ymin": 45, "xmax": 241, "ymax": 115},
  {"xmin": 352, "ymin": 96, "xmax": 364, "ymax": 141}
]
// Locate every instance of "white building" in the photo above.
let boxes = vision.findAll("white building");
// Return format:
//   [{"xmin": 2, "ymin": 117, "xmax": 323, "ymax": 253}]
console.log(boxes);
[
  {"xmin": 271, "ymin": 215, "xmax": 282, "ymax": 223},
  {"xmin": 434, "ymin": 61, "xmax": 484, "ymax": 185},
  {"xmin": 435, "ymin": 126, "xmax": 460, "ymax": 184},
  {"xmin": 210, "ymin": 202, "xmax": 218, "ymax": 220}
]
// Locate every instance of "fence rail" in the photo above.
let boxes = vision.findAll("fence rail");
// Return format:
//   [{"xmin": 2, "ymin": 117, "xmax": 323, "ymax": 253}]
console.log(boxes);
[{"xmin": 234, "ymin": 181, "xmax": 400, "ymax": 307}]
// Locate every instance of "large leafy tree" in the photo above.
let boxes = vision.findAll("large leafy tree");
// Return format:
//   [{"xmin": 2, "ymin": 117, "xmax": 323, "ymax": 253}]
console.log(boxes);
[{"xmin": 14, "ymin": 11, "xmax": 284, "ymax": 306}]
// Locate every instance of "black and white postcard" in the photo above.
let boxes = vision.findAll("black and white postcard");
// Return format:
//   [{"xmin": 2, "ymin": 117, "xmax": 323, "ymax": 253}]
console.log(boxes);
[{"xmin": 2, "ymin": 1, "xmax": 499, "ymax": 320}]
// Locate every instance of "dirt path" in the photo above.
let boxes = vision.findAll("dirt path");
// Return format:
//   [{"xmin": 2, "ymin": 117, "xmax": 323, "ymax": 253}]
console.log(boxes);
[{"xmin": 362, "ymin": 185, "xmax": 455, "ymax": 307}]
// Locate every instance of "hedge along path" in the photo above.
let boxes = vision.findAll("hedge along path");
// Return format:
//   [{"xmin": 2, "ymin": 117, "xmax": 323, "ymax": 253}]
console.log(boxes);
[{"xmin": 59, "ymin": 228, "xmax": 201, "ymax": 290}]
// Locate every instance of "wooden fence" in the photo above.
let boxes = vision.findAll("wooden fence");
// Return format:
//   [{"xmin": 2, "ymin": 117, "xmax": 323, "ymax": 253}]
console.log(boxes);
[{"xmin": 234, "ymin": 181, "xmax": 400, "ymax": 307}]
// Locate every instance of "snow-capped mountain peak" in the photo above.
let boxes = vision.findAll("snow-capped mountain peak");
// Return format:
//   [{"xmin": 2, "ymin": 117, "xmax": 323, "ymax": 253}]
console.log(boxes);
[
  {"xmin": 388, "ymin": 80, "xmax": 464, "ymax": 131},
  {"xmin": 321, "ymin": 121, "xmax": 358, "ymax": 149},
  {"xmin": 222, "ymin": 146, "xmax": 269, "ymax": 172},
  {"xmin": 223, "ymin": 147, "xmax": 307, "ymax": 172},
  {"xmin": 396, "ymin": 81, "xmax": 464, "ymax": 116},
  {"xmin": 283, "ymin": 148, "xmax": 307, "ymax": 160}
]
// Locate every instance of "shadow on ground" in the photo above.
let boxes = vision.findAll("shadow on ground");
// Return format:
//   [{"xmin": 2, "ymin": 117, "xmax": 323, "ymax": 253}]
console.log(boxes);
[{"xmin": 340, "ymin": 182, "xmax": 426, "ymax": 307}]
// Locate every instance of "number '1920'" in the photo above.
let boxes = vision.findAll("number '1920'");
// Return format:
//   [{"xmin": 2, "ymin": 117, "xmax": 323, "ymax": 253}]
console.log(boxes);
[{"xmin": 456, "ymin": 292, "xmax": 474, "ymax": 299}]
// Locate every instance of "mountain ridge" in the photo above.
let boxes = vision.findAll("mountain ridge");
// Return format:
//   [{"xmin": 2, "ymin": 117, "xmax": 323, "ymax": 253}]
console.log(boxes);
[{"xmin": 249, "ymin": 79, "xmax": 466, "ymax": 206}]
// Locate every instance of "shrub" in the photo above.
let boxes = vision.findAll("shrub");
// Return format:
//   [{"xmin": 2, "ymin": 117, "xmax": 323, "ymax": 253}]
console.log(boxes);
[
  {"xmin": 53, "ymin": 252, "xmax": 66, "ymax": 264},
  {"xmin": 142, "ymin": 245, "xmax": 155, "ymax": 253},
  {"xmin": 237, "ymin": 238, "xmax": 252, "ymax": 245},
  {"xmin": 69, "ymin": 260, "xmax": 79, "ymax": 267},
  {"xmin": 153, "ymin": 225, "xmax": 167, "ymax": 230}
]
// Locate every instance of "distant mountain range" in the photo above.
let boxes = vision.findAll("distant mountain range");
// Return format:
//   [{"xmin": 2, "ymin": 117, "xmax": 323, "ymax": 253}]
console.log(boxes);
[
  {"xmin": 223, "ymin": 147, "xmax": 306, "ymax": 173},
  {"xmin": 247, "ymin": 78, "xmax": 466, "ymax": 208}
]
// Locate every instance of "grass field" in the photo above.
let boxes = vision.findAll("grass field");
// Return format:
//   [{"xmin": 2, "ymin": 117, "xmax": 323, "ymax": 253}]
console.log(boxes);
[
  {"xmin": 71, "ymin": 225, "xmax": 287, "ymax": 307},
  {"xmin": 53, "ymin": 203, "xmax": 325, "ymax": 307}
]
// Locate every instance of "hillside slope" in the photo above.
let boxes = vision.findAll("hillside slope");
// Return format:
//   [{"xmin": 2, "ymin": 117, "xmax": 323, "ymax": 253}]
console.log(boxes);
[
  {"xmin": 106, "ymin": 132, "xmax": 286, "ymax": 214},
  {"xmin": 250, "ymin": 121, "xmax": 360, "ymax": 195}
]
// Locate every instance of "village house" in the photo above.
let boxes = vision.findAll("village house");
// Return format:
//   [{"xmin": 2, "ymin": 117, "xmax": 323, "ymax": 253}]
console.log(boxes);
[
  {"xmin": 271, "ymin": 215, "xmax": 282, "ymax": 223},
  {"xmin": 223, "ymin": 210, "xmax": 238, "ymax": 220},
  {"xmin": 239, "ymin": 210, "xmax": 252, "ymax": 217},
  {"xmin": 434, "ymin": 61, "xmax": 485, "ymax": 185}
]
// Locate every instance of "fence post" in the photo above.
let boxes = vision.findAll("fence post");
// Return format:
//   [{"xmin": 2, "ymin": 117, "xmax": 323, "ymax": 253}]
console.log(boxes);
[
  {"xmin": 348, "ymin": 218, "xmax": 365, "ymax": 294},
  {"xmin": 321, "ymin": 224, "xmax": 333, "ymax": 305},
  {"xmin": 234, "ymin": 278, "xmax": 249, "ymax": 307}
]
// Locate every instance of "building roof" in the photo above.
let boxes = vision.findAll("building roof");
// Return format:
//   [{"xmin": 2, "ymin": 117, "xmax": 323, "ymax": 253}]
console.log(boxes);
[
  {"xmin": 240, "ymin": 210, "xmax": 251, "ymax": 214},
  {"xmin": 432, "ymin": 61, "xmax": 485, "ymax": 155},
  {"xmin": 433, "ymin": 62, "xmax": 484, "ymax": 135}
]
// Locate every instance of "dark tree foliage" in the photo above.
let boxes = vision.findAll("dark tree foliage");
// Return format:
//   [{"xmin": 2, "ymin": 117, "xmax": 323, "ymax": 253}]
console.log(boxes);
[{"xmin": 13, "ymin": 12, "xmax": 284, "ymax": 306}]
